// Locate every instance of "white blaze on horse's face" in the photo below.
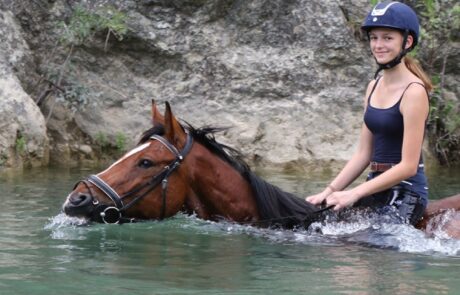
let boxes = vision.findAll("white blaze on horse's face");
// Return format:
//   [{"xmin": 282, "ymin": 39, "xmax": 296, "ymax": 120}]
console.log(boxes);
[{"xmin": 99, "ymin": 142, "xmax": 152, "ymax": 176}]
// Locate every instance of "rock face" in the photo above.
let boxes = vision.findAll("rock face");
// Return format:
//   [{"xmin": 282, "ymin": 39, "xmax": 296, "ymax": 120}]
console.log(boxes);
[
  {"xmin": 0, "ymin": 11, "xmax": 49, "ymax": 168},
  {"xmin": 0, "ymin": 0, "xmax": 458, "ymax": 170}
]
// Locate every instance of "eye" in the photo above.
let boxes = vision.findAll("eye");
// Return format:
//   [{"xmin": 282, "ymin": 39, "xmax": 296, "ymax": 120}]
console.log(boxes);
[{"xmin": 138, "ymin": 159, "xmax": 155, "ymax": 169}]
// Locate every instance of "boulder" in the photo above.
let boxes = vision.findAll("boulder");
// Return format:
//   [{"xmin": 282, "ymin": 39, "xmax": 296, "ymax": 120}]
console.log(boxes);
[{"xmin": 0, "ymin": 11, "xmax": 49, "ymax": 168}]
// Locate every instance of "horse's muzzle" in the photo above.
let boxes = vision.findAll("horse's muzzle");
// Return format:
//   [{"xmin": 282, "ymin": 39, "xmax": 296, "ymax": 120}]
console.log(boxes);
[{"xmin": 63, "ymin": 192, "xmax": 97, "ymax": 218}]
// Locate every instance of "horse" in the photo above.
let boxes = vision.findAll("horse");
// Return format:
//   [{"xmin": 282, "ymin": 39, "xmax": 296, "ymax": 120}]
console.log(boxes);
[
  {"xmin": 63, "ymin": 100, "xmax": 327, "ymax": 228},
  {"xmin": 63, "ymin": 101, "xmax": 460, "ymax": 238}
]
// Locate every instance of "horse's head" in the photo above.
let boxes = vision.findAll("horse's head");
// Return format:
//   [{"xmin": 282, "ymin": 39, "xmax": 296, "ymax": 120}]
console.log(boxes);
[{"xmin": 63, "ymin": 101, "xmax": 193, "ymax": 223}]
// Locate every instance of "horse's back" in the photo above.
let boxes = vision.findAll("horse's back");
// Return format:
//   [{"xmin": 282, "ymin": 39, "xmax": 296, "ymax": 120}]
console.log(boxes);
[
  {"xmin": 425, "ymin": 194, "xmax": 460, "ymax": 215},
  {"xmin": 417, "ymin": 194, "xmax": 460, "ymax": 237}
]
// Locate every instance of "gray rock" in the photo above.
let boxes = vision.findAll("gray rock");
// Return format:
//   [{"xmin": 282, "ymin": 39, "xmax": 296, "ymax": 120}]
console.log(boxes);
[
  {"xmin": 1, "ymin": 0, "xmax": 457, "ymax": 170},
  {"xmin": 0, "ymin": 11, "xmax": 49, "ymax": 168},
  {"xmin": 40, "ymin": 0, "xmax": 374, "ymax": 170}
]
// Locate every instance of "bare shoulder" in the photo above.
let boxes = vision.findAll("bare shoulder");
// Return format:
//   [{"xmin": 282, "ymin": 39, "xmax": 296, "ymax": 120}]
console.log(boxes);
[
  {"xmin": 402, "ymin": 81, "xmax": 429, "ymax": 103},
  {"xmin": 400, "ymin": 81, "xmax": 429, "ymax": 115}
]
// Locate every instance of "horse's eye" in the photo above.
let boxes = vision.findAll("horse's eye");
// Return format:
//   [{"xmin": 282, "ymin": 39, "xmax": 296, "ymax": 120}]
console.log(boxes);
[{"xmin": 138, "ymin": 159, "xmax": 155, "ymax": 169}]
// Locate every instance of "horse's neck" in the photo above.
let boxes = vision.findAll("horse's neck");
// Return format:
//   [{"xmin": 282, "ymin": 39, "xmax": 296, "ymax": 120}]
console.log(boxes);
[{"xmin": 185, "ymin": 144, "xmax": 259, "ymax": 222}]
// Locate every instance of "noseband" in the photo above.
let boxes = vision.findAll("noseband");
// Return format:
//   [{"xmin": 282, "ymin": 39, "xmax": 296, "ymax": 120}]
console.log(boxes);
[{"xmin": 76, "ymin": 132, "xmax": 193, "ymax": 224}]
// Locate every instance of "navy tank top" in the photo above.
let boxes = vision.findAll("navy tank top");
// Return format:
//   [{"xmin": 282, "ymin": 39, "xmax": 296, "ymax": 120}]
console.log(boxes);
[
  {"xmin": 364, "ymin": 78, "xmax": 425, "ymax": 164},
  {"xmin": 363, "ymin": 78, "xmax": 429, "ymax": 202}
]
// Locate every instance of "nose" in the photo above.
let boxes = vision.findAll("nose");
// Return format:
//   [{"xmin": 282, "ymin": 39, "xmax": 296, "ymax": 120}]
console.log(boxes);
[
  {"xmin": 68, "ymin": 193, "xmax": 93, "ymax": 206},
  {"xmin": 63, "ymin": 192, "xmax": 96, "ymax": 217}
]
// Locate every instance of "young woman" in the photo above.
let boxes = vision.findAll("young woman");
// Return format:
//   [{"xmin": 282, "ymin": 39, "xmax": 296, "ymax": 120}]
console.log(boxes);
[{"xmin": 306, "ymin": 1, "xmax": 433, "ymax": 225}]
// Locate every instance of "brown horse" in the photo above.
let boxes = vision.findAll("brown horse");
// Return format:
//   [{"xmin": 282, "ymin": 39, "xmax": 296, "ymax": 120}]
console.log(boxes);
[
  {"xmin": 63, "ymin": 101, "xmax": 325, "ymax": 228},
  {"xmin": 63, "ymin": 101, "xmax": 460, "ymax": 238}
]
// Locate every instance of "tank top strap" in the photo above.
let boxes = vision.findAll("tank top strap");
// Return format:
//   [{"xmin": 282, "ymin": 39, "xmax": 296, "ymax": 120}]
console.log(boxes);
[
  {"xmin": 397, "ymin": 82, "xmax": 428, "ymax": 104},
  {"xmin": 367, "ymin": 77, "xmax": 382, "ymax": 105}
]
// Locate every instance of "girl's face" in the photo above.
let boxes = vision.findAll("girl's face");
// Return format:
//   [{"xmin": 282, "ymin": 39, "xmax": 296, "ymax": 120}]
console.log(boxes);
[{"xmin": 369, "ymin": 28, "xmax": 413, "ymax": 64}]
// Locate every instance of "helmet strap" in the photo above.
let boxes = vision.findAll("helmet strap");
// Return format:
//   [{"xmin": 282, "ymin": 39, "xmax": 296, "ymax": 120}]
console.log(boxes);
[{"xmin": 373, "ymin": 30, "xmax": 410, "ymax": 79}]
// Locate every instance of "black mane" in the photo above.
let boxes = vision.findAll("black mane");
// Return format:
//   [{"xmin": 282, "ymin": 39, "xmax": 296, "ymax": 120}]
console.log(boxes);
[{"xmin": 139, "ymin": 123, "xmax": 323, "ymax": 229}]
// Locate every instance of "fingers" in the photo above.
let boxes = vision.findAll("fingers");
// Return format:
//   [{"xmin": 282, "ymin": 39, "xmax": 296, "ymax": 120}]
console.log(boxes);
[
  {"xmin": 326, "ymin": 193, "xmax": 356, "ymax": 211},
  {"xmin": 305, "ymin": 196, "xmax": 316, "ymax": 203},
  {"xmin": 305, "ymin": 197, "xmax": 317, "ymax": 205},
  {"xmin": 305, "ymin": 194, "xmax": 324, "ymax": 205},
  {"xmin": 332, "ymin": 203, "xmax": 343, "ymax": 211},
  {"xmin": 325, "ymin": 194, "xmax": 343, "ymax": 211},
  {"xmin": 325, "ymin": 199, "xmax": 337, "ymax": 211}
]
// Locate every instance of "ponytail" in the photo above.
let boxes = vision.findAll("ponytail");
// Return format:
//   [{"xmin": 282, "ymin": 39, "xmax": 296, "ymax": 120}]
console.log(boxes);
[{"xmin": 404, "ymin": 56, "xmax": 433, "ymax": 93}]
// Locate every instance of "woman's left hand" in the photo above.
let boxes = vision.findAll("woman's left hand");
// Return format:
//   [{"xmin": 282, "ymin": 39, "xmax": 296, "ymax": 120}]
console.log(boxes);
[{"xmin": 325, "ymin": 190, "xmax": 361, "ymax": 211}]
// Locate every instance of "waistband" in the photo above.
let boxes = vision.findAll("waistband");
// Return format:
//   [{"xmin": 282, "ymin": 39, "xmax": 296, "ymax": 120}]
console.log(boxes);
[{"xmin": 369, "ymin": 162, "xmax": 424, "ymax": 172}]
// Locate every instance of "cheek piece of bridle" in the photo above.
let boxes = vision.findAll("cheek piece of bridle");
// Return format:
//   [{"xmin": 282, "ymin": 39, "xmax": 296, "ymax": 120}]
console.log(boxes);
[{"xmin": 73, "ymin": 132, "xmax": 193, "ymax": 224}]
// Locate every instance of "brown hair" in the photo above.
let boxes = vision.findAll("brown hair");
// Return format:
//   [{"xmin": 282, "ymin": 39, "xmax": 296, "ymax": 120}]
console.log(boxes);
[{"xmin": 404, "ymin": 56, "xmax": 433, "ymax": 92}]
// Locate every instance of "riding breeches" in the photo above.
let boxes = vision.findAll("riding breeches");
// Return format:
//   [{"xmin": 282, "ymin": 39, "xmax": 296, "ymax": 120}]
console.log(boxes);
[{"xmin": 354, "ymin": 183, "xmax": 426, "ymax": 226}]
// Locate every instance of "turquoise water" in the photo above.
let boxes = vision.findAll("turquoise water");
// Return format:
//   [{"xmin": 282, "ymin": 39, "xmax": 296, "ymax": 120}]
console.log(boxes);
[{"xmin": 1, "ymin": 166, "xmax": 460, "ymax": 294}]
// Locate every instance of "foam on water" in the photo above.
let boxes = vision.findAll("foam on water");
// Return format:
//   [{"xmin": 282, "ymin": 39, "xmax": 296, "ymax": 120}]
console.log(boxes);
[
  {"xmin": 45, "ymin": 213, "xmax": 90, "ymax": 240},
  {"xmin": 45, "ymin": 213, "xmax": 89, "ymax": 228}
]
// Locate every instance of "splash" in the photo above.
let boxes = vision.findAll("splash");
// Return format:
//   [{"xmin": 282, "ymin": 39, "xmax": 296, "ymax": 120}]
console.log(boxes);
[
  {"xmin": 178, "ymin": 210, "xmax": 460, "ymax": 256},
  {"xmin": 44, "ymin": 213, "xmax": 90, "ymax": 240},
  {"xmin": 44, "ymin": 211, "xmax": 460, "ymax": 256},
  {"xmin": 45, "ymin": 213, "xmax": 89, "ymax": 228}
]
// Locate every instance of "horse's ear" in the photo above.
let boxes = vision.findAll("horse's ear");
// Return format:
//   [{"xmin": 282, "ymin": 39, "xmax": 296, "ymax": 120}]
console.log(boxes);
[
  {"xmin": 164, "ymin": 101, "xmax": 186, "ymax": 143},
  {"xmin": 151, "ymin": 99, "xmax": 165, "ymax": 127}
]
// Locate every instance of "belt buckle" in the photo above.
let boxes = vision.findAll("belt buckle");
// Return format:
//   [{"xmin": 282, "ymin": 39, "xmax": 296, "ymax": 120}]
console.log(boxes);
[
  {"xmin": 370, "ymin": 161, "xmax": 378, "ymax": 172},
  {"xmin": 370, "ymin": 162, "xmax": 392, "ymax": 172}
]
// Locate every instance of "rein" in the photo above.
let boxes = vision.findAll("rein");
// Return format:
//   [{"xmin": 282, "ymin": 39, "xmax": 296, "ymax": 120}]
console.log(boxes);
[{"xmin": 77, "ymin": 132, "xmax": 193, "ymax": 224}]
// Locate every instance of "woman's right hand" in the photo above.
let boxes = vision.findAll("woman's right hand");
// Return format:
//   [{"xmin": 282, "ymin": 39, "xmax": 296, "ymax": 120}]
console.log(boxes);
[{"xmin": 305, "ymin": 190, "xmax": 331, "ymax": 206}]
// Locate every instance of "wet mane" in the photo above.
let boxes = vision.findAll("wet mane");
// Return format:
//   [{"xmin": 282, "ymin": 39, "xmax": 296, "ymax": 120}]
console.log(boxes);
[{"xmin": 139, "ymin": 123, "xmax": 321, "ymax": 228}]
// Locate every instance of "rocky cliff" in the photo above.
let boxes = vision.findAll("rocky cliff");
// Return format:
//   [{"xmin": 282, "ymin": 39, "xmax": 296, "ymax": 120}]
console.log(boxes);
[
  {"xmin": 0, "ymin": 0, "xmax": 458, "ymax": 171},
  {"xmin": 0, "ymin": 10, "xmax": 49, "ymax": 167}
]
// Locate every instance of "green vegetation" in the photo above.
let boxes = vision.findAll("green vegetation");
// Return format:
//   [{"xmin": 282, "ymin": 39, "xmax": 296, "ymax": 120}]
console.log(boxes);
[
  {"xmin": 95, "ymin": 131, "xmax": 127, "ymax": 155},
  {"xmin": 59, "ymin": 5, "xmax": 128, "ymax": 50},
  {"xmin": 38, "ymin": 5, "xmax": 128, "ymax": 121},
  {"xmin": 115, "ymin": 132, "xmax": 127, "ymax": 153},
  {"xmin": 415, "ymin": 0, "xmax": 460, "ymax": 165},
  {"xmin": 95, "ymin": 132, "xmax": 110, "ymax": 150},
  {"xmin": 15, "ymin": 135, "xmax": 26, "ymax": 155}
]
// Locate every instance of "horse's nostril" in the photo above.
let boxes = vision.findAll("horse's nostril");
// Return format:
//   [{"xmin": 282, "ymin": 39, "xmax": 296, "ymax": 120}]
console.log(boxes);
[
  {"xmin": 64, "ymin": 192, "xmax": 96, "ymax": 218},
  {"xmin": 69, "ymin": 194, "xmax": 91, "ymax": 206}
]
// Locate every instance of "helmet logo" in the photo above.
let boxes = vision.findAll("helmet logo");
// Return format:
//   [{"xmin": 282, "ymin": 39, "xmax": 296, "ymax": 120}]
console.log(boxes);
[
  {"xmin": 371, "ymin": 2, "xmax": 398, "ymax": 16},
  {"xmin": 373, "ymin": 17, "xmax": 378, "ymax": 22}
]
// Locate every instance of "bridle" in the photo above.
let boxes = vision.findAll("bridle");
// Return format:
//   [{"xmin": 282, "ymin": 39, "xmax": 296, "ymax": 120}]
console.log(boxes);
[{"xmin": 75, "ymin": 132, "xmax": 193, "ymax": 224}]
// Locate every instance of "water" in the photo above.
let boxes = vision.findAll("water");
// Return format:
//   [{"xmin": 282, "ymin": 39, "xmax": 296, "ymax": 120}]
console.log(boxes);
[{"xmin": 1, "ymin": 166, "xmax": 460, "ymax": 294}]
